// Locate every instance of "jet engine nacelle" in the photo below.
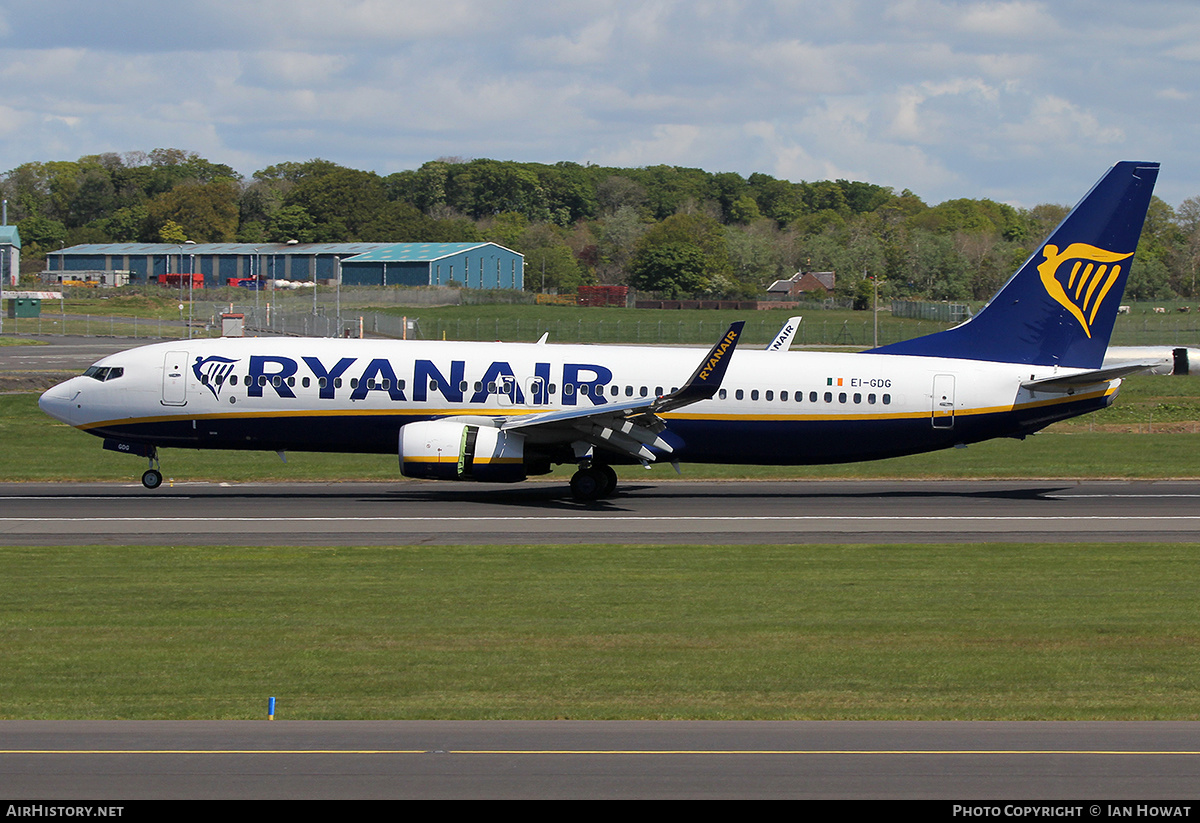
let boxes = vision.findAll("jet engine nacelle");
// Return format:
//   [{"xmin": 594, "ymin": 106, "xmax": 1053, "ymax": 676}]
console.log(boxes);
[{"xmin": 398, "ymin": 420, "xmax": 527, "ymax": 483}]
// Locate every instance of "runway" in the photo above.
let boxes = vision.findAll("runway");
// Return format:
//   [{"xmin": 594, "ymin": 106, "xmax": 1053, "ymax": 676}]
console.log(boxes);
[
  {"xmin": 3, "ymin": 720, "xmax": 1200, "ymax": 799},
  {"xmin": 3, "ymin": 478, "xmax": 1200, "ymax": 545}
]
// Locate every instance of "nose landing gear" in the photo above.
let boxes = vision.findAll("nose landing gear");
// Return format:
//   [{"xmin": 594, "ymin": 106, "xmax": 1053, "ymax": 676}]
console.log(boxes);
[{"xmin": 141, "ymin": 448, "xmax": 163, "ymax": 489}]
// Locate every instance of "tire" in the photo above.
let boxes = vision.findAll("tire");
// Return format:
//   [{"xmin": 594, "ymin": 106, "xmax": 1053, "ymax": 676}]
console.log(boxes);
[
  {"xmin": 597, "ymin": 464, "xmax": 618, "ymax": 497},
  {"xmin": 142, "ymin": 469, "xmax": 163, "ymax": 490},
  {"xmin": 570, "ymin": 468, "xmax": 605, "ymax": 501}
]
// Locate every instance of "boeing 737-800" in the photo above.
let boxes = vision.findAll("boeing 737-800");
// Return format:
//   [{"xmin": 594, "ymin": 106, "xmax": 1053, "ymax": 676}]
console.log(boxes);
[{"xmin": 39, "ymin": 161, "xmax": 1160, "ymax": 500}]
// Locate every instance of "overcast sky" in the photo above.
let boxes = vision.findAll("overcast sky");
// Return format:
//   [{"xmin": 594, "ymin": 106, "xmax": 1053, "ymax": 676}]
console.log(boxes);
[{"xmin": 3, "ymin": 0, "xmax": 1199, "ymax": 209}]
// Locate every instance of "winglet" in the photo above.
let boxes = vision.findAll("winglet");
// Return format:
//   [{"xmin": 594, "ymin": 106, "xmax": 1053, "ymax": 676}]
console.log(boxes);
[
  {"xmin": 656, "ymin": 321, "xmax": 744, "ymax": 411},
  {"xmin": 765, "ymin": 316, "xmax": 802, "ymax": 351}
]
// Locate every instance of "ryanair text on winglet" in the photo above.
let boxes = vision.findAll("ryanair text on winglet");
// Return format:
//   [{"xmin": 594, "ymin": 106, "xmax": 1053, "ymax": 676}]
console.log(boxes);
[{"xmin": 697, "ymin": 328, "xmax": 740, "ymax": 381}]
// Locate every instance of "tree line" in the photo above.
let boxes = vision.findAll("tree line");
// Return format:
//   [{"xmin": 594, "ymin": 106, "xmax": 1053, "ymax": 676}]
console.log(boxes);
[{"xmin": 6, "ymin": 148, "xmax": 1198, "ymax": 303}]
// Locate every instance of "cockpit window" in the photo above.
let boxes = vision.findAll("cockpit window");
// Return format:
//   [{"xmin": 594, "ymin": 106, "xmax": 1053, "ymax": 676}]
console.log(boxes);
[{"xmin": 82, "ymin": 366, "xmax": 124, "ymax": 382}]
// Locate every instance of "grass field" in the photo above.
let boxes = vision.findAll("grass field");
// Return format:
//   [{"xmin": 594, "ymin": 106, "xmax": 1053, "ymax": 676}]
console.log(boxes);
[
  {"xmin": 15, "ymin": 288, "xmax": 1200, "ymax": 347},
  {"xmin": 3, "ymin": 542, "xmax": 1198, "ymax": 720}
]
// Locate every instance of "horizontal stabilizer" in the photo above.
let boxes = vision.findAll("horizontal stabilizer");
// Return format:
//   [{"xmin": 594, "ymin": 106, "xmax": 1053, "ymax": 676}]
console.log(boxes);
[{"xmin": 1021, "ymin": 361, "xmax": 1160, "ymax": 392}]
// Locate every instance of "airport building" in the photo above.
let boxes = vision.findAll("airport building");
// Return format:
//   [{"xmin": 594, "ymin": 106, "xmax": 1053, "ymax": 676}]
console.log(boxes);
[
  {"xmin": 45, "ymin": 242, "xmax": 524, "ymax": 290},
  {"xmin": 0, "ymin": 225, "xmax": 20, "ymax": 287}
]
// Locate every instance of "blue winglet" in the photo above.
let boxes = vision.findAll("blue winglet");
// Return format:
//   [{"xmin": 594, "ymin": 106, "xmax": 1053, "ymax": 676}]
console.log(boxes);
[{"xmin": 869, "ymin": 161, "xmax": 1159, "ymax": 368}]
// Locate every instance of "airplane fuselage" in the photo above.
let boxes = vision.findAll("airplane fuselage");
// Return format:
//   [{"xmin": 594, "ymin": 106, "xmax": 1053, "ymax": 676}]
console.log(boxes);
[{"xmin": 39, "ymin": 336, "xmax": 1118, "ymax": 467}]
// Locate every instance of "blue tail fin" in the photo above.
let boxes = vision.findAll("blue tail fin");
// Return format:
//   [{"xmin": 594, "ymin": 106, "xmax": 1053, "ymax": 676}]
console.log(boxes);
[{"xmin": 869, "ymin": 161, "xmax": 1159, "ymax": 368}]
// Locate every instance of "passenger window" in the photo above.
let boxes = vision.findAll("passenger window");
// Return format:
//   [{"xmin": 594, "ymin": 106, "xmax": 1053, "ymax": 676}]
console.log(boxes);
[
  {"xmin": 824, "ymin": 392, "xmax": 832, "ymax": 403},
  {"xmin": 736, "ymin": 389, "xmax": 744, "ymax": 400},
  {"xmin": 639, "ymin": 386, "xmax": 648, "ymax": 397},
  {"xmin": 350, "ymin": 378, "xmax": 359, "ymax": 389},
  {"xmin": 868, "ymin": 393, "xmax": 876, "ymax": 404},
  {"xmin": 302, "ymin": 377, "xmax": 310, "ymax": 388},
  {"xmin": 564, "ymin": 384, "xmax": 575, "ymax": 396},
  {"xmin": 751, "ymin": 390, "xmax": 759, "ymax": 401},
  {"xmin": 318, "ymin": 377, "xmax": 327, "ymax": 389},
  {"xmin": 883, "ymin": 394, "xmax": 891, "ymax": 405},
  {"xmin": 838, "ymin": 392, "xmax": 846, "ymax": 403},
  {"xmin": 810, "ymin": 391, "xmax": 818, "ymax": 402},
  {"xmin": 853, "ymin": 393, "xmax": 861, "ymax": 404},
  {"xmin": 719, "ymin": 389, "xmax": 727, "ymax": 400},
  {"xmin": 765, "ymin": 390, "xmax": 773, "ymax": 401}
]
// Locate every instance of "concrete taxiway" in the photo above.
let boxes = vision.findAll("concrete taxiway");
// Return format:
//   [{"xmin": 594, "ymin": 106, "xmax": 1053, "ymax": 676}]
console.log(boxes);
[
  {"xmin": 2, "ymin": 478, "xmax": 1200, "ymax": 545},
  {"xmin": 3, "ymin": 720, "xmax": 1200, "ymax": 799}
]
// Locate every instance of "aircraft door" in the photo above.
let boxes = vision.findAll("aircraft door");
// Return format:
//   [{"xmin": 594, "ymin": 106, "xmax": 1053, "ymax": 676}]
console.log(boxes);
[
  {"xmin": 162, "ymin": 351, "xmax": 189, "ymax": 406},
  {"xmin": 525, "ymin": 376, "xmax": 546, "ymax": 405},
  {"xmin": 931, "ymin": 374, "xmax": 954, "ymax": 429},
  {"xmin": 497, "ymin": 377, "xmax": 517, "ymax": 406}
]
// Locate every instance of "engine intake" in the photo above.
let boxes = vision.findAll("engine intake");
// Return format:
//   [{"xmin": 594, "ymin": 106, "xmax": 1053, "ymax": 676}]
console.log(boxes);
[{"xmin": 399, "ymin": 420, "xmax": 526, "ymax": 483}]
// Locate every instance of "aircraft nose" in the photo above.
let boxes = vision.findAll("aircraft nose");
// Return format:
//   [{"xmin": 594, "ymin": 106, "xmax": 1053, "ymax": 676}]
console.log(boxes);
[{"xmin": 39, "ymin": 381, "xmax": 81, "ymax": 426}]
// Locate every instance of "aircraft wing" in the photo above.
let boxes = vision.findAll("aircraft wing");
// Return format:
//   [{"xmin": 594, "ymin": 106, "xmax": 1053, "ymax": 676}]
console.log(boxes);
[
  {"xmin": 498, "ymin": 321, "xmax": 745, "ymax": 462},
  {"xmin": 1021, "ymin": 361, "xmax": 1161, "ymax": 392}
]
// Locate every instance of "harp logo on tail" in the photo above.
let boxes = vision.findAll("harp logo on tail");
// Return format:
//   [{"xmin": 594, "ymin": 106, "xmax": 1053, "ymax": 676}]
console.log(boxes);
[{"xmin": 1037, "ymin": 243, "xmax": 1133, "ymax": 338}]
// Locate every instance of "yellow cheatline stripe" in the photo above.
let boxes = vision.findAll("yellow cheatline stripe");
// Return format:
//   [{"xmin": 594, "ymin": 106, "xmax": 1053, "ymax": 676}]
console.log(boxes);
[
  {"xmin": 402, "ymin": 456, "xmax": 521, "ymax": 464},
  {"xmin": 77, "ymin": 386, "xmax": 1116, "ymax": 431},
  {"xmin": 3, "ymin": 748, "xmax": 1199, "ymax": 756}
]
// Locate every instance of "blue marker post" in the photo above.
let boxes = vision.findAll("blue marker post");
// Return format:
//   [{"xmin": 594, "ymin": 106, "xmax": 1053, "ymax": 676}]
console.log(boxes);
[{"xmin": 268, "ymin": 696, "xmax": 276, "ymax": 720}]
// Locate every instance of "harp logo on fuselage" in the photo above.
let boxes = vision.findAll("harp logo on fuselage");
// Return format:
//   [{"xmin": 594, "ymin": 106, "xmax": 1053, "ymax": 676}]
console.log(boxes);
[{"xmin": 1037, "ymin": 243, "xmax": 1133, "ymax": 338}]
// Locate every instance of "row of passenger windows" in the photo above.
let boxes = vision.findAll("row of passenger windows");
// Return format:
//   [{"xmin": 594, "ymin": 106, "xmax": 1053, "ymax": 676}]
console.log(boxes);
[
  {"xmin": 719, "ymin": 388, "xmax": 892, "ymax": 405},
  {"xmin": 199, "ymin": 372, "xmax": 891, "ymax": 405}
]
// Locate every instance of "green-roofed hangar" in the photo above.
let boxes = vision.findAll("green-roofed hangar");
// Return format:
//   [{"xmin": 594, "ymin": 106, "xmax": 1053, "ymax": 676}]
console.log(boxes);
[{"xmin": 45, "ymin": 242, "xmax": 523, "ymax": 290}]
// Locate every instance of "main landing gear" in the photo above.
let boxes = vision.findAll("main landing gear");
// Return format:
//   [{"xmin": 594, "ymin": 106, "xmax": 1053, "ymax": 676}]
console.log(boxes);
[{"xmin": 570, "ymin": 464, "xmax": 618, "ymax": 501}]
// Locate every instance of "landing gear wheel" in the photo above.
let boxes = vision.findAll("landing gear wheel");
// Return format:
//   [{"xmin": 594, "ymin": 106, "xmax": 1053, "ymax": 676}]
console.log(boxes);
[
  {"xmin": 570, "ymin": 467, "xmax": 607, "ymax": 501},
  {"xmin": 597, "ymin": 464, "xmax": 618, "ymax": 497},
  {"xmin": 141, "ymin": 469, "xmax": 163, "ymax": 490}
]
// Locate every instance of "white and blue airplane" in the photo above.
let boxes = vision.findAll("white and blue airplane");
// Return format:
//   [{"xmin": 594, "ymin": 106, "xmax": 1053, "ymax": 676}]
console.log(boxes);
[{"xmin": 39, "ymin": 161, "xmax": 1160, "ymax": 500}]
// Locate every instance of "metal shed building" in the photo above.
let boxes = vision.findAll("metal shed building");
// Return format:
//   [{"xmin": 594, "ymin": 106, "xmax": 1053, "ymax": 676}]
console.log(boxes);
[
  {"xmin": 45, "ymin": 242, "xmax": 523, "ymax": 290},
  {"xmin": 341, "ymin": 243, "xmax": 523, "ymax": 289}
]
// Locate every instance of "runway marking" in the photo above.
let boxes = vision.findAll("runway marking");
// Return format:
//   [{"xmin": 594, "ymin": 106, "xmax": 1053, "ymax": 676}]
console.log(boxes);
[
  {"xmin": 5, "ymin": 515, "xmax": 1200, "ymax": 523},
  {"xmin": 4, "ymin": 748, "xmax": 1200, "ymax": 755}
]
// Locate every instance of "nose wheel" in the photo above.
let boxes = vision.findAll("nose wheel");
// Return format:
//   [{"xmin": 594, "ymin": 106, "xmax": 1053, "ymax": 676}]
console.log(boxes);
[{"xmin": 141, "ymin": 447, "xmax": 163, "ymax": 489}]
